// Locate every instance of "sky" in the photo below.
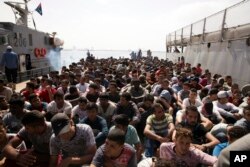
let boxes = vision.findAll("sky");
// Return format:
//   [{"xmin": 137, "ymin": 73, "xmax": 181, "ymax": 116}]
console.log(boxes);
[{"xmin": 0, "ymin": 0, "xmax": 243, "ymax": 51}]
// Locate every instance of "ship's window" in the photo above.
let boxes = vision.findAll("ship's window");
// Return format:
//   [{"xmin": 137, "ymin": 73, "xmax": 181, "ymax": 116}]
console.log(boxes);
[
  {"xmin": 44, "ymin": 36, "xmax": 49, "ymax": 45},
  {"xmin": 49, "ymin": 37, "xmax": 54, "ymax": 45},
  {"xmin": 207, "ymin": 43, "xmax": 211, "ymax": 48},
  {"xmin": 29, "ymin": 34, "xmax": 33, "ymax": 46},
  {"xmin": 0, "ymin": 35, "xmax": 7, "ymax": 45},
  {"xmin": 14, "ymin": 33, "xmax": 18, "ymax": 39},
  {"xmin": 246, "ymin": 38, "xmax": 250, "ymax": 46}
]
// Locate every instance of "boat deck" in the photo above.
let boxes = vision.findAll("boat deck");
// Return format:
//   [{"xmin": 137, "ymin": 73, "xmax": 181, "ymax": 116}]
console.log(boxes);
[{"xmin": 15, "ymin": 80, "xmax": 29, "ymax": 93}]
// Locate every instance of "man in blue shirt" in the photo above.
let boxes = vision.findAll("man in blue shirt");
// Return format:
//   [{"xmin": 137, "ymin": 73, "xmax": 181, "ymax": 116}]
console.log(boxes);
[
  {"xmin": 1, "ymin": 46, "xmax": 18, "ymax": 88},
  {"xmin": 212, "ymin": 126, "xmax": 247, "ymax": 157},
  {"xmin": 81, "ymin": 102, "xmax": 108, "ymax": 147}
]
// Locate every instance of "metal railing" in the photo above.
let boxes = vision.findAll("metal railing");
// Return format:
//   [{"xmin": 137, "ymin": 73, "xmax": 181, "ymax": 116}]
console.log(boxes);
[
  {"xmin": 166, "ymin": 0, "xmax": 250, "ymax": 47},
  {"xmin": 0, "ymin": 66, "xmax": 53, "ymax": 83}
]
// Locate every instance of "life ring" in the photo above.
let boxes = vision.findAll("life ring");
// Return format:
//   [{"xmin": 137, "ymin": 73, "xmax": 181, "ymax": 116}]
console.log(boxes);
[
  {"xmin": 40, "ymin": 48, "xmax": 47, "ymax": 57},
  {"xmin": 34, "ymin": 48, "xmax": 40, "ymax": 57}
]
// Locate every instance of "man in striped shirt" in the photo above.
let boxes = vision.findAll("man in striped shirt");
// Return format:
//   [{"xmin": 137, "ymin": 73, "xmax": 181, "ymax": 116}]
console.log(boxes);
[{"xmin": 144, "ymin": 103, "xmax": 175, "ymax": 157}]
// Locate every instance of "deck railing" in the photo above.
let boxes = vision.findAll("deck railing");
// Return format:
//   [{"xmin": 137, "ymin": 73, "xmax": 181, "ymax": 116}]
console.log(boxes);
[
  {"xmin": 166, "ymin": 0, "xmax": 250, "ymax": 48},
  {"xmin": 0, "ymin": 66, "xmax": 53, "ymax": 83}
]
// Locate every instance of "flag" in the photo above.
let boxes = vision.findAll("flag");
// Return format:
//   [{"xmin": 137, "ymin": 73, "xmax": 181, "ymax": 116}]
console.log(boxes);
[{"xmin": 35, "ymin": 3, "xmax": 42, "ymax": 16}]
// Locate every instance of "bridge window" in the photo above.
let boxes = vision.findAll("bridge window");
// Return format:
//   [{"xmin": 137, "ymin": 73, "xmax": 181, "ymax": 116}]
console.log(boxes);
[{"xmin": 29, "ymin": 34, "xmax": 33, "ymax": 46}]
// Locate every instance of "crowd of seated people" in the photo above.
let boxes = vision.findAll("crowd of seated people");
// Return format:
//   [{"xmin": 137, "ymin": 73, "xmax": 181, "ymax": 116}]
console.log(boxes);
[{"xmin": 0, "ymin": 55, "xmax": 250, "ymax": 167}]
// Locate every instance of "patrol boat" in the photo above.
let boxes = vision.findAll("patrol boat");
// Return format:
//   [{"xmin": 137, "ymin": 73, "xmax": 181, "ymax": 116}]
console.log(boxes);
[
  {"xmin": 0, "ymin": 0, "xmax": 64, "ymax": 82},
  {"xmin": 166, "ymin": 0, "xmax": 250, "ymax": 89}
]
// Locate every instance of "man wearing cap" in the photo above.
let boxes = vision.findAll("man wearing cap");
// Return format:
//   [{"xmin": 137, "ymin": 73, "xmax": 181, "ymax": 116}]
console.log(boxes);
[
  {"xmin": 214, "ymin": 90, "xmax": 242, "ymax": 124},
  {"xmin": 0, "ymin": 46, "xmax": 18, "ymax": 90},
  {"xmin": 49, "ymin": 113, "xmax": 96, "ymax": 167}
]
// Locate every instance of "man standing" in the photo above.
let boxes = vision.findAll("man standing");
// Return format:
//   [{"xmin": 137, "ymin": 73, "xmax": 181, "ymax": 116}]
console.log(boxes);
[{"xmin": 0, "ymin": 46, "xmax": 18, "ymax": 90}]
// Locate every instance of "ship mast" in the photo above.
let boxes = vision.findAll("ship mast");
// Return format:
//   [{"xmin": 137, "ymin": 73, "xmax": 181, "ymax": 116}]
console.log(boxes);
[{"xmin": 4, "ymin": 0, "xmax": 30, "ymax": 27}]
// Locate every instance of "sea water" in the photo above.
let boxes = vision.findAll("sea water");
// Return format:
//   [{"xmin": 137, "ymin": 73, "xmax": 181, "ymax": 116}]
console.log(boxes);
[{"xmin": 61, "ymin": 50, "xmax": 166, "ymax": 67}]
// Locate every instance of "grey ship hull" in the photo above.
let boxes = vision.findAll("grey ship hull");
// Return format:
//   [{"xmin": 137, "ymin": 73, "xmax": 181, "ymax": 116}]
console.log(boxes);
[{"xmin": 0, "ymin": 22, "xmax": 61, "ymax": 82}]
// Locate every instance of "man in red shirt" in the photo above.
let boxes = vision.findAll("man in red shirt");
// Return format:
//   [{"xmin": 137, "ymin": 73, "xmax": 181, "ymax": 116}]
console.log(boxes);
[
  {"xmin": 39, "ymin": 79, "xmax": 57, "ymax": 103},
  {"xmin": 21, "ymin": 82, "xmax": 38, "ymax": 101}
]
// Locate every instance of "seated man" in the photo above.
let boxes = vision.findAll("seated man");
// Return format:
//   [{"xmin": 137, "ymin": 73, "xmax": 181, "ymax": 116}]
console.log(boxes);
[
  {"xmin": 127, "ymin": 78, "xmax": 148, "ymax": 104},
  {"xmin": 144, "ymin": 103, "xmax": 175, "ymax": 157},
  {"xmin": 96, "ymin": 92, "xmax": 117, "ymax": 128},
  {"xmin": 0, "ymin": 95, "xmax": 9, "ymax": 117},
  {"xmin": 107, "ymin": 82, "xmax": 120, "ymax": 104},
  {"xmin": 2, "ymin": 97, "xmax": 29, "ymax": 133},
  {"xmin": 176, "ymin": 89, "xmax": 213, "ymax": 130},
  {"xmin": 137, "ymin": 94, "xmax": 155, "ymax": 141},
  {"xmin": 76, "ymin": 75, "xmax": 89, "ymax": 95},
  {"xmin": 216, "ymin": 133, "xmax": 250, "ymax": 167},
  {"xmin": 160, "ymin": 127, "xmax": 217, "ymax": 166},
  {"xmin": 21, "ymin": 82, "xmax": 38, "ymax": 101},
  {"xmin": 113, "ymin": 92, "xmax": 140, "ymax": 126},
  {"xmin": 176, "ymin": 82, "xmax": 191, "ymax": 106},
  {"xmin": 81, "ymin": 102, "xmax": 108, "ymax": 147},
  {"xmin": 212, "ymin": 126, "xmax": 247, "ymax": 157},
  {"xmin": 64, "ymin": 85, "xmax": 80, "ymax": 107},
  {"xmin": 0, "ymin": 119, "xmax": 19, "ymax": 163},
  {"xmin": 26, "ymin": 94, "xmax": 48, "ymax": 114},
  {"xmin": 72, "ymin": 96, "xmax": 88, "ymax": 124},
  {"xmin": 198, "ymin": 100, "xmax": 224, "ymax": 125},
  {"xmin": 47, "ymin": 92, "xmax": 72, "ymax": 120},
  {"xmin": 181, "ymin": 88, "xmax": 203, "ymax": 110},
  {"xmin": 214, "ymin": 90, "xmax": 242, "ymax": 124},
  {"xmin": 111, "ymin": 114, "xmax": 142, "ymax": 162},
  {"xmin": 239, "ymin": 91, "xmax": 250, "ymax": 109},
  {"xmin": 234, "ymin": 105, "xmax": 250, "ymax": 133},
  {"xmin": 49, "ymin": 113, "xmax": 97, "ymax": 167},
  {"xmin": 2, "ymin": 110, "xmax": 53, "ymax": 167},
  {"xmin": 176, "ymin": 106, "xmax": 220, "ymax": 152},
  {"xmin": 38, "ymin": 79, "xmax": 57, "ymax": 103},
  {"xmin": 84, "ymin": 83, "xmax": 100, "ymax": 103},
  {"xmin": 90, "ymin": 128, "xmax": 137, "ymax": 167}
]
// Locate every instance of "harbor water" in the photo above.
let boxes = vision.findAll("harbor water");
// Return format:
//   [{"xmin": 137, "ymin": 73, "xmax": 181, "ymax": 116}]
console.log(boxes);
[{"xmin": 61, "ymin": 50, "xmax": 166, "ymax": 67}]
